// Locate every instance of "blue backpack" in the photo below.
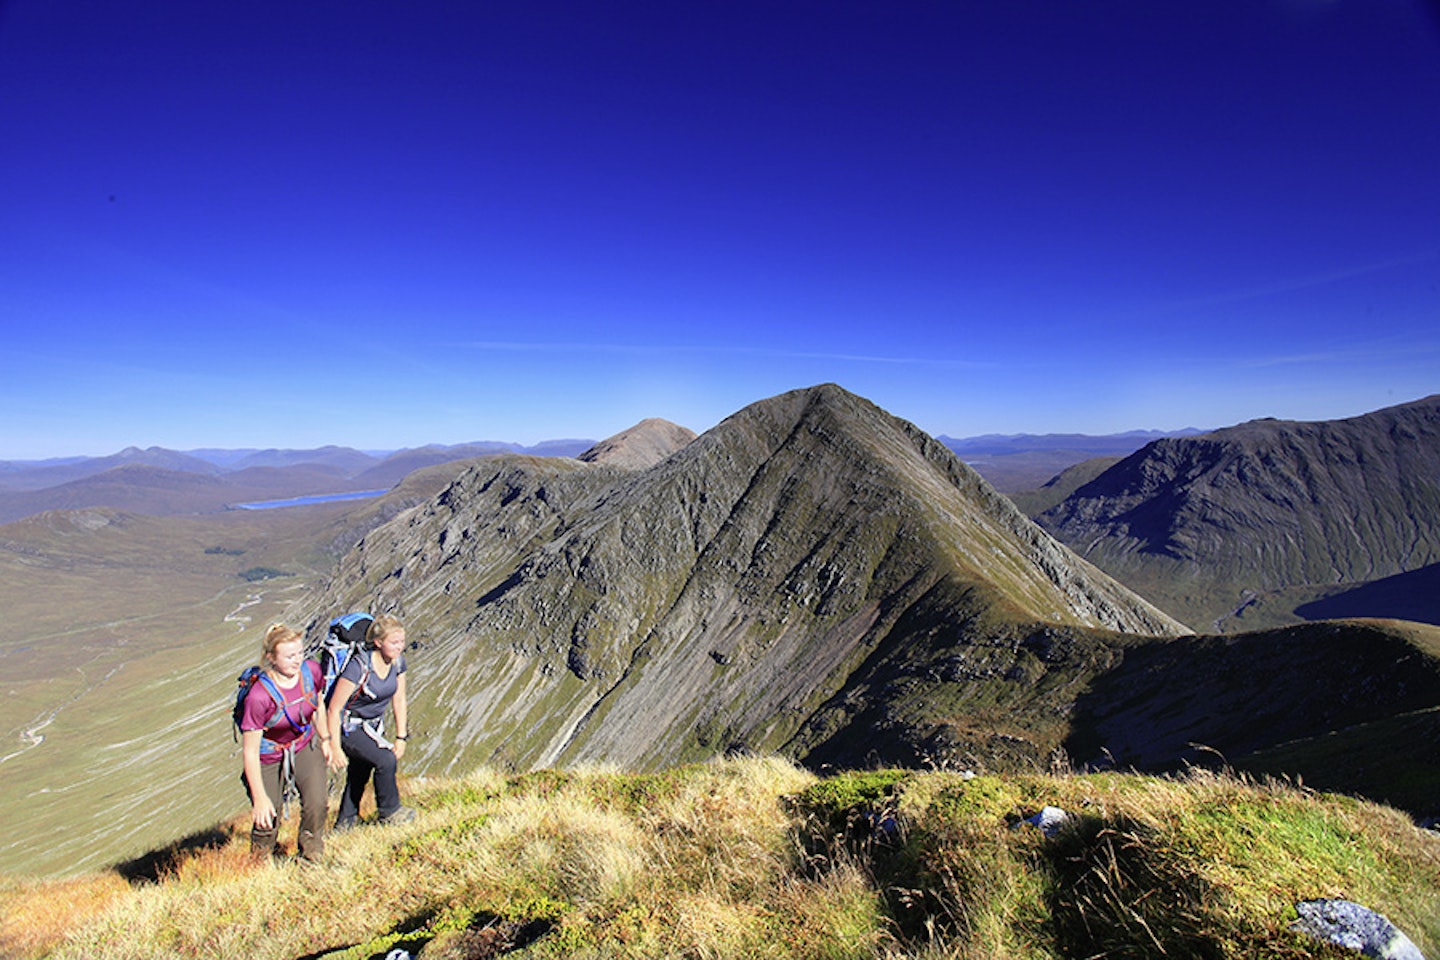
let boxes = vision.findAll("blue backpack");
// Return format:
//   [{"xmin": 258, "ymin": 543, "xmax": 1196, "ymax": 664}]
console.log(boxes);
[
  {"xmin": 231, "ymin": 663, "xmax": 317, "ymax": 759},
  {"xmin": 312, "ymin": 612, "xmax": 374, "ymax": 707}
]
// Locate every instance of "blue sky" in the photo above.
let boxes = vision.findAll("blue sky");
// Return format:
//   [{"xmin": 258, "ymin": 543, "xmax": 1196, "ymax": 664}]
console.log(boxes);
[{"xmin": 2, "ymin": 1, "xmax": 1437, "ymax": 459}]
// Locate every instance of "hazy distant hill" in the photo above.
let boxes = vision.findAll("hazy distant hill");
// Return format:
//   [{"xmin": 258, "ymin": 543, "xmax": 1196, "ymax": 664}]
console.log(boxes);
[
  {"xmin": 0, "ymin": 438, "xmax": 597, "ymax": 526},
  {"xmin": 0, "ymin": 446, "xmax": 220, "ymax": 492},
  {"xmin": 0, "ymin": 463, "xmax": 366, "ymax": 525},
  {"xmin": 1006, "ymin": 456, "xmax": 1124, "ymax": 516},
  {"xmin": 943, "ymin": 429, "xmax": 1204, "ymax": 492},
  {"xmin": 290, "ymin": 384, "xmax": 1186, "ymax": 775},
  {"xmin": 1036, "ymin": 394, "xmax": 1440, "ymax": 631},
  {"xmin": 224, "ymin": 444, "xmax": 380, "ymax": 474}
]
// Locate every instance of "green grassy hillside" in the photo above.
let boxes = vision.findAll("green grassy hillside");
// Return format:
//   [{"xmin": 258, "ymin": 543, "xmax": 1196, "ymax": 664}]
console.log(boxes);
[
  {"xmin": 0, "ymin": 462, "xmax": 477, "ymax": 878},
  {"xmin": 0, "ymin": 505, "xmax": 350, "ymax": 876},
  {"xmin": 3, "ymin": 757, "xmax": 1435, "ymax": 959}
]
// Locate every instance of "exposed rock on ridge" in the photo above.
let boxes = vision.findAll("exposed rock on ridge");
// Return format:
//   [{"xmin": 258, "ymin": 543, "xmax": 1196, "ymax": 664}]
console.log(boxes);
[{"xmin": 293, "ymin": 385, "xmax": 1186, "ymax": 775}]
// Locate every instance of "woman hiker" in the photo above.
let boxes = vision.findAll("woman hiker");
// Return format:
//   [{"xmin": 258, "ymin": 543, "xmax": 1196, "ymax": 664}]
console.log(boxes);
[
  {"xmin": 238, "ymin": 623, "xmax": 335, "ymax": 861},
  {"xmin": 327, "ymin": 613, "xmax": 415, "ymax": 827}
]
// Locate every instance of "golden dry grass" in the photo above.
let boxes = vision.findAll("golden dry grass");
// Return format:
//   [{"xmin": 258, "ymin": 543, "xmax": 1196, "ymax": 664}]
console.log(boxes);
[{"xmin": 4, "ymin": 758, "xmax": 1436, "ymax": 960}]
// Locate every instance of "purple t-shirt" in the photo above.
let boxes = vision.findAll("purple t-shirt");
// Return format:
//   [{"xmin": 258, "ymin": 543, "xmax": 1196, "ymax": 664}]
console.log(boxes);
[{"xmin": 240, "ymin": 660, "xmax": 322, "ymax": 763}]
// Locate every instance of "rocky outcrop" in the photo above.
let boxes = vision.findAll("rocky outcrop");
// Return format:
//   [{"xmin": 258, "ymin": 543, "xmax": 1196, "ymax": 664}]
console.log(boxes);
[
  {"xmin": 1037, "ymin": 395, "xmax": 1440, "ymax": 630},
  {"xmin": 289, "ymin": 385, "xmax": 1186, "ymax": 775}
]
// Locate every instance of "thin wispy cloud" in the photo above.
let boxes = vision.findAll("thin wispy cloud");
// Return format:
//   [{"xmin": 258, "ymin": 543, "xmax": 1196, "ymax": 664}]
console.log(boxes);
[
  {"xmin": 1164, "ymin": 248, "xmax": 1440, "ymax": 314},
  {"xmin": 1240, "ymin": 336, "xmax": 1440, "ymax": 369},
  {"xmin": 458, "ymin": 341, "xmax": 997, "ymax": 368}
]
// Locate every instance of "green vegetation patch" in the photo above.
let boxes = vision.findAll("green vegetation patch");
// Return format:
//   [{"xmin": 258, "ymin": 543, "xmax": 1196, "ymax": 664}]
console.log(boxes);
[{"xmin": 237, "ymin": 566, "xmax": 291, "ymax": 581}]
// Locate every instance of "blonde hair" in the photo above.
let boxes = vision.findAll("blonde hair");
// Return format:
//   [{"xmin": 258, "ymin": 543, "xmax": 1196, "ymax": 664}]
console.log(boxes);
[
  {"xmin": 261, "ymin": 623, "xmax": 304, "ymax": 660},
  {"xmin": 366, "ymin": 614, "xmax": 405, "ymax": 647}
]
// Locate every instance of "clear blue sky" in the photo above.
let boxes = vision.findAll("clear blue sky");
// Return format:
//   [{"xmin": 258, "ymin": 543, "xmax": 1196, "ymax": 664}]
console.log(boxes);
[{"xmin": 2, "ymin": 1, "xmax": 1437, "ymax": 459}]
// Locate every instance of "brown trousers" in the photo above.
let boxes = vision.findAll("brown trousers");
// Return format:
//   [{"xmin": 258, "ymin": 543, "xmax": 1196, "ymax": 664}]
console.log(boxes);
[{"xmin": 243, "ymin": 734, "xmax": 327, "ymax": 859}]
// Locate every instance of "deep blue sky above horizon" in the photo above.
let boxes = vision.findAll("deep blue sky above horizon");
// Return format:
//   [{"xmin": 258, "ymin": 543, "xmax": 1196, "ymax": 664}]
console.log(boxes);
[{"xmin": 2, "ymin": 1, "xmax": 1438, "ymax": 460}]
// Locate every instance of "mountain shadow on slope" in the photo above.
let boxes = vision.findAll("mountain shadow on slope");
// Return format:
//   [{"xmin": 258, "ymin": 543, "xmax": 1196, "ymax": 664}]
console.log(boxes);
[
  {"xmin": 1061, "ymin": 618, "xmax": 1440, "ymax": 817},
  {"xmin": 1292, "ymin": 562, "xmax": 1440, "ymax": 626}
]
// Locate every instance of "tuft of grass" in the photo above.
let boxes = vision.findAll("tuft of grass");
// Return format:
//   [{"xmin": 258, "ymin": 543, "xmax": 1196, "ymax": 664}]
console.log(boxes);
[{"xmin": 9, "ymin": 758, "xmax": 1438, "ymax": 959}]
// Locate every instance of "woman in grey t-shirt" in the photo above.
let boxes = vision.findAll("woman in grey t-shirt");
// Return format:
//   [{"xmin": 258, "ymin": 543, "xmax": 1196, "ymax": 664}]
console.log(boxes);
[{"xmin": 326, "ymin": 614, "xmax": 413, "ymax": 827}]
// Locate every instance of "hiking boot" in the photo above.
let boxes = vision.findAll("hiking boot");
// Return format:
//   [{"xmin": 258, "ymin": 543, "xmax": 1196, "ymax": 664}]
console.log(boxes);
[
  {"xmin": 332, "ymin": 817, "xmax": 358, "ymax": 833},
  {"xmin": 379, "ymin": 805, "xmax": 416, "ymax": 824}
]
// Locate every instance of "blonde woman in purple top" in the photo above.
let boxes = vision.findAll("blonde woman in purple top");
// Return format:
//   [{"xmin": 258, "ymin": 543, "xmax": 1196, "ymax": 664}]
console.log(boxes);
[{"xmin": 238, "ymin": 623, "xmax": 335, "ymax": 860}]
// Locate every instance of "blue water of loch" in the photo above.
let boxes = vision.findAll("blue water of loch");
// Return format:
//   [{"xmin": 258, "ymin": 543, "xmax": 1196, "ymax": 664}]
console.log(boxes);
[{"xmin": 233, "ymin": 489, "xmax": 387, "ymax": 510}]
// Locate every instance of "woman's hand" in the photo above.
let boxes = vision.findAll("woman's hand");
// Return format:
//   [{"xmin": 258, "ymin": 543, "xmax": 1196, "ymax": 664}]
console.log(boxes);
[
  {"xmin": 393, "ymin": 738, "xmax": 406, "ymax": 762},
  {"xmin": 327, "ymin": 733, "xmax": 347, "ymax": 770},
  {"xmin": 252, "ymin": 796, "xmax": 276, "ymax": 831}
]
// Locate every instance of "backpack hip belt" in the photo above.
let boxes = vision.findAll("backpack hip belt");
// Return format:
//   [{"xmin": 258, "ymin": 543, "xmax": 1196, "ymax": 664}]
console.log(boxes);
[{"xmin": 343, "ymin": 715, "xmax": 391, "ymax": 749}]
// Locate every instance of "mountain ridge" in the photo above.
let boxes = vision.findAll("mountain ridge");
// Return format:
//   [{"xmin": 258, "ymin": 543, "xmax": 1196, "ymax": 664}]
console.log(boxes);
[
  {"xmin": 1036, "ymin": 393, "xmax": 1440, "ymax": 630},
  {"xmin": 289, "ymin": 384, "xmax": 1186, "ymax": 776}
]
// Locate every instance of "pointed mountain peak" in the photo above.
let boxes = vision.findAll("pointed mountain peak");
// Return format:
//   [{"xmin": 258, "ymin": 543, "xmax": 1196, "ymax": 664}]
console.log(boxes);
[{"xmin": 577, "ymin": 418, "xmax": 697, "ymax": 470}]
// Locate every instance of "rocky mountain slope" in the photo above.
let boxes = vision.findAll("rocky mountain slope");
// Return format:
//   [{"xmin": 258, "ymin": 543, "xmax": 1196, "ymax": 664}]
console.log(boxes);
[
  {"xmin": 290, "ymin": 384, "xmax": 1188, "ymax": 775},
  {"xmin": 1035, "ymin": 394, "xmax": 1440, "ymax": 631}
]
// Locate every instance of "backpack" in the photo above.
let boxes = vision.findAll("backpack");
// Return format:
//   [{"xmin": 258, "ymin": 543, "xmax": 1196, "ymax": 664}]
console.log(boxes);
[
  {"xmin": 310, "ymin": 611, "xmax": 374, "ymax": 708},
  {"xmin": 231, "ymin": 663, "xmax": 317, "ymax": 759}
]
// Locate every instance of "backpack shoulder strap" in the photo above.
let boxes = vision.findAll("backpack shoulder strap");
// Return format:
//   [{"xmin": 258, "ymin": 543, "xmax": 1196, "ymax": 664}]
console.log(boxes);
[
  {"xmin": 256, "ymin": 672, "xmax": 287, "ymax": 711},
  {"xmin": 254, "ymin": 671, "xmax": 313, "ymax": 751}
]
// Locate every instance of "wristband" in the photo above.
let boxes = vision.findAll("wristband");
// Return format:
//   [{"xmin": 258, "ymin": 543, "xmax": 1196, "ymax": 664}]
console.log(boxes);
[{"xmin": 396, "ymin": 735, "xmax": 410, "ymax": 741}]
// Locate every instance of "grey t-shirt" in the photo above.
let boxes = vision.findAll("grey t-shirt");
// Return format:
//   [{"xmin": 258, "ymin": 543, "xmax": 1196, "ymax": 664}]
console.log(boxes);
[{"xmin": 340, "ymin": 650, "xmax": 406, "ymax": 722}]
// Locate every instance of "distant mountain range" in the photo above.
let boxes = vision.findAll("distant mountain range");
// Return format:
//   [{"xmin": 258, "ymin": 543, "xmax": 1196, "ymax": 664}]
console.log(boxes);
[
  {"xmin": 0, "ymin": 439, "xmax": 595, "ymax": 525},
  {"xmin": 0, "ymin": 426, "xmax": 1197, "ymax": 525}
]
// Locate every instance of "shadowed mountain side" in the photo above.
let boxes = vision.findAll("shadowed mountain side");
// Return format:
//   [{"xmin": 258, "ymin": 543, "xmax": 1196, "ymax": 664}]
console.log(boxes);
[
  {"xmin": 291, "ymin": 385, "xmax": 1184, "ymax": 776},
  {"xmin": 577, "ymin": 418, "xmax": 697, "ymax": 470},
  {"xmin": 1233, "ymin": 704, "xmax": 1440, "ymax": 819},
  {"xmin": 1037, "ymin": 394, "xmax": 1440, "ymax": 631},
  {"xmin": 1063, "ymin": 620, "xmax": 1440, "ymax": 787}
]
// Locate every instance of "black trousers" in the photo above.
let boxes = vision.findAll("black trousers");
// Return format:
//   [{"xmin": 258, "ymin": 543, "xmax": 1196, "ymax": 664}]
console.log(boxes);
[{"xmin": 336, "ymin": 725, "xmax": 400, "ymax": 824}]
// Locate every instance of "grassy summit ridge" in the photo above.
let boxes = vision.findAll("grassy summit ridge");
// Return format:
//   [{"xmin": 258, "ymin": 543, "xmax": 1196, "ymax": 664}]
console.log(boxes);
[{"xmin": 5, "ymin": 757, "xmax": 1436, "ymax": 959}]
